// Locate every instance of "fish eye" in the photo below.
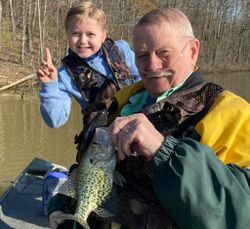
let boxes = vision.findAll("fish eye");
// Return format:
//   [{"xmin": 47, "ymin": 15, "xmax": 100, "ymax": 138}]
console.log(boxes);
[{"xmin": 89, "ymin": 158, "xmax": 94, "ymax": 164}]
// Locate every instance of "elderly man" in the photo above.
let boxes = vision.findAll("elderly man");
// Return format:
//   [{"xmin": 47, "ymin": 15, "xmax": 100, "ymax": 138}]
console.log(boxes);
[
  {"xmin": 110, "ymin": 7, "xmax": 250, "ymax": 229},
  {"xmin": 49, "ymin": 7, "xmax": 250, "ymax": 229}
]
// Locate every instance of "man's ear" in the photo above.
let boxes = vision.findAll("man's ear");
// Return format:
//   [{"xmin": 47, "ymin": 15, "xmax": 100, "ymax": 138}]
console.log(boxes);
[{"xmin": 190, "ymin": 38, "xmax": 200, "ymax": 63}]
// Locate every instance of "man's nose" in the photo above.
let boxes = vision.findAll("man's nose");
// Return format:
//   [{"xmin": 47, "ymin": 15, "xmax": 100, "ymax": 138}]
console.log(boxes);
[{"xmin": 145, "ymin": 54, "xmax": 162, "ymax": 72}]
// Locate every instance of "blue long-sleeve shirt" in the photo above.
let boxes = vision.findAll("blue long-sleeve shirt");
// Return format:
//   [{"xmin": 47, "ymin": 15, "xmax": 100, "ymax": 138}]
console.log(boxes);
[{"xmin": 39, "ymin": 40, "xmax": 140, "ymax": 128}]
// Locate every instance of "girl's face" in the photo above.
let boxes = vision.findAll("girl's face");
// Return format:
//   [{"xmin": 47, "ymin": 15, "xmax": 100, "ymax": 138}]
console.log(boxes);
[{"xmin": 67, "ymin": 16, "xmax": 106, "ymax": 58}]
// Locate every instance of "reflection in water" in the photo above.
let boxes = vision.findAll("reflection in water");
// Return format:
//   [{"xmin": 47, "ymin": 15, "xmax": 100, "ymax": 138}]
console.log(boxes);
[{"xmin": 0, "ymin": 71, "xmax": 249, "ymax": 195}]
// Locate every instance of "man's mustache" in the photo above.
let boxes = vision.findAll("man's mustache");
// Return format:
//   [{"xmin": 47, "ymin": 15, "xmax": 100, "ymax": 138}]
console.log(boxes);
[{"xmin": 139, "ymin": 69, "xmax": 173, "ymax": 78}]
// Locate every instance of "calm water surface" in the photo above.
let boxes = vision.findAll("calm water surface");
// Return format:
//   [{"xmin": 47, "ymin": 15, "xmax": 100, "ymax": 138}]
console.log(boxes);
[
  {"xmin": 0, "ymin": 71, "xmax": 249, "ymax": 195},
  {"xmin": 0, "ymin": 96, "xmax": 82, "ymax": 195}
]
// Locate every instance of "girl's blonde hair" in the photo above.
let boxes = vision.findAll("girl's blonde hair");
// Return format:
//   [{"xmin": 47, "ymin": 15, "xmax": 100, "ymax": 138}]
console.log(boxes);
[{"xmin": 65, "ymin": 1, "xmax": 107, "ymax": 32}]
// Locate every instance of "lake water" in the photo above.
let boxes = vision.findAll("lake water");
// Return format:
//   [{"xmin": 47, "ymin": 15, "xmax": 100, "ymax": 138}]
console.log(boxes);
[{"xmin": 0, "ymin": 71, "xmax": 249, "ymax": 195}]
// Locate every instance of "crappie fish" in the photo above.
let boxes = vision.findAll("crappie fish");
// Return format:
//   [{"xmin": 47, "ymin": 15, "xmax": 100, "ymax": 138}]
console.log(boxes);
[{"xmin": 57, "ymin": 126, "xmax": 116, "ymax": 229}]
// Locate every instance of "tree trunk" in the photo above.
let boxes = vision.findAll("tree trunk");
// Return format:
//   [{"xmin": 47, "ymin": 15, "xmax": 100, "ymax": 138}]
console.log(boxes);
[
  {"xmin": 55, "ymin": 2, "xmax": 60, "ymax": 65},
  {"xmin": 235, "ymin": 29, "xmax": 245, "ymax": 63},
  {"xmin": 0, "ymin": 0, "xmax": 2, "ymax": 51},
  {"xmin": 26, "ymin": 0, "xmax": 33, "ymax": 52},
  {"xmin": 9, "ymin": 0, "xmax": 16, "ymax": 40},
  {"xmin": 37, "ymin": 0, "xmax": 43, "ymax": 60},
  {"xmin": 41, "ymin": 0, "xmax": 48, "ymax": 52},
  {"xmin": 21, "ymin": 0, "xmax": 27, "ymax": 65}
]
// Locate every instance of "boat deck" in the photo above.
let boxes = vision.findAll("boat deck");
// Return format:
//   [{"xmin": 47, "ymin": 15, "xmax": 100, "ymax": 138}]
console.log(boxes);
[{"xmin": 0, "ymin": 158, "xmax": 67, "ymax": 229}]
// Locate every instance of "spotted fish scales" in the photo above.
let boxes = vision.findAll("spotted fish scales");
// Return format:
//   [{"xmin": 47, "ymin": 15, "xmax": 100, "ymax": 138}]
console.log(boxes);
[{"xmin": 57, "ymin": 126, "xmax": 116, "ymax": 229}]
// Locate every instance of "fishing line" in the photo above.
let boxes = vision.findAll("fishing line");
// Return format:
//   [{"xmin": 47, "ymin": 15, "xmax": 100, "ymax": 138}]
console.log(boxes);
[{"xmin": 73, "ymin": 220, "xmax": 77, "ymax": 229}]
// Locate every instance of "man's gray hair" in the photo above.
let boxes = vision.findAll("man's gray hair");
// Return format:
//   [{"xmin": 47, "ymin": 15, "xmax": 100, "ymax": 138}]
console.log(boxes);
[{"xmin": 135, "ymin": 7, "xmax": 194, "ymax": 38}]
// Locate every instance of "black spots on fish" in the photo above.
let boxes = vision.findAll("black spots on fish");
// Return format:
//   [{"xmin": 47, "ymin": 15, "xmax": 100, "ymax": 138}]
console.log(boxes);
[
  {"xmin": 98, "ymin": 184, "xmax": 106, "ymax": 189},
  {"xmin": 92, "ymin": 193, "xmax": 98, "ymax": 199}
]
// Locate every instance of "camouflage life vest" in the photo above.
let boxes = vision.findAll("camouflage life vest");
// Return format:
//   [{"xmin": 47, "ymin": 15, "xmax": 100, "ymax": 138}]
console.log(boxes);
[
  {"xmin": 62, "ymin": 38, "xmax": 135, "ymax": 114},
  {"xmin": 62, "ymin": 38, "xmax": 136, "ymax": 163}
]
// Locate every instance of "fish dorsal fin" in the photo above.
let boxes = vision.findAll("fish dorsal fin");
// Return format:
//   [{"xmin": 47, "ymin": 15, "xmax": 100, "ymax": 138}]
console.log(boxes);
[{"xmin": 113, "ymin": 171, "xmax": 126, "ymax": 187}]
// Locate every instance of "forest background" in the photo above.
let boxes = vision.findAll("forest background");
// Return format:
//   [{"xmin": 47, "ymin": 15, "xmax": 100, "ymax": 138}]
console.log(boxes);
[{"xmin": 0, "ymin": 0, "xmax": 249, "ymax": 89}]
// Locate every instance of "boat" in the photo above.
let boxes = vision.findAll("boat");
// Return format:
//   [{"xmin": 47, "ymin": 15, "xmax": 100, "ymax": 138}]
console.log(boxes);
[{"xmin": 0, "ymin": 157, "xmax": 68, "ymax": 229}]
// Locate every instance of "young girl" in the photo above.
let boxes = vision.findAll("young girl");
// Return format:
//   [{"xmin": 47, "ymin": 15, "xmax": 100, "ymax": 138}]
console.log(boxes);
[
  {"xmin": 36, "ymin": 1, "xmax": 140, "ymax": 228},
  {"xmin": 36, "ymin": 0, "xmax": 140, "ymax": 129}
]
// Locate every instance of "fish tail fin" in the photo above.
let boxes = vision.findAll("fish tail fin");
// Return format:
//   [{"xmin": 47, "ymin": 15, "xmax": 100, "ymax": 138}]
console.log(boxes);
[
  {"xmin": 74, "ymin": 213, "xmax": 91, "ymax": 229},
  {"xmin": 56, "ymin": 212, "xmax": 91, "ymax": 229}
]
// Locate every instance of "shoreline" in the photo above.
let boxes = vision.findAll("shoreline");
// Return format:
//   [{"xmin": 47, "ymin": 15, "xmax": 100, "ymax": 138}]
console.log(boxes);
[{"xmin": 0, "ymin": 69, "xmax": 249, "ymax": 96}]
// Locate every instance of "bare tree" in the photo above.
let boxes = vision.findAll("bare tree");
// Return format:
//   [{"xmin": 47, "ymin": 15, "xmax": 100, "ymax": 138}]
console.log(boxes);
[
  {"xmin": 41, "ymin": 0, "xmax": 48, "ymax": 52},
  {"xmin": 21, "ymin": 0, "xmax": 28, "ymax": 65},
  {"xmin": 9, "ymin": 0, "xmax": 16, "ymax": 40},
  {"xmin": 0, "ymin": 0, "xmax": 249, "ymax": 71},
  {"xmin": 26, "ymin": 0, "xmax": 33, "ymax": 52},
  {"xmin": 31, "ymin": 0, "xmax": 38, "ymax": 37},
  {"xmin": 0, "ymin": 0, "xmax": 2, "ymax": 50},
  {"xmin": 37, "ymin": 0, "xmax": 43, "ymax": 60}
]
